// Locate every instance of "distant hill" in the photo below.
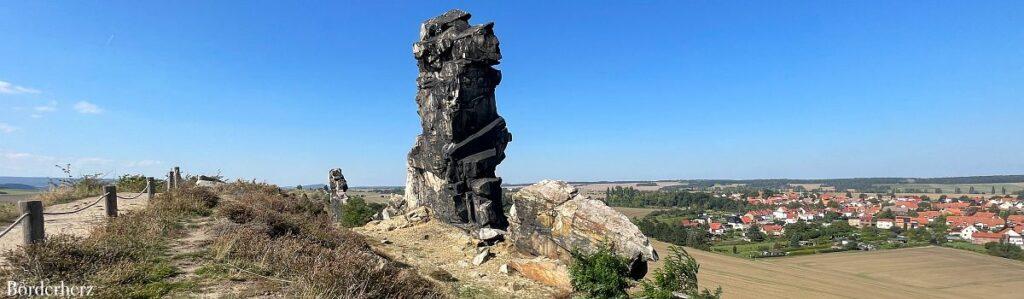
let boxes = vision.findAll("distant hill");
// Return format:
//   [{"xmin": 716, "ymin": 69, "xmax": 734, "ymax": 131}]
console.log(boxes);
[
  {"xmin": 515, "ymin": 175, "xmax": 1024, "ymax": 193},
  {"xmin": 0, "ymin": 183, "xmax": 39, "ymax": 190},
  {"xmin": 0, "ymin": 177, "xmax": 55, "ymax": 189}
]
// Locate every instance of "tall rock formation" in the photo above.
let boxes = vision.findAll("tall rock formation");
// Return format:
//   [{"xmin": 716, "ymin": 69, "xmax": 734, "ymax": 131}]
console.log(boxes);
[{"xmin": 405, "ymin": 9, "xmax": 512, "ymax": 230}]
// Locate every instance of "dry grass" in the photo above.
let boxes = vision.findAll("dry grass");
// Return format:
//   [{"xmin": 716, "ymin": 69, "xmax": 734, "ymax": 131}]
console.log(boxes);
[
  {"xmin": 0, "ymin": 187, "xmax": 218, "ymax": 297},
  {"xmin": 0, "ymin": 202, "xmax": 17, "ymax": 223},
  {"xmin": 34, "ymin": 177, "xmax": 106, "ymax": 207},
  {"xmin": 209, "ymin": 181, "xmax": 442, "ymax": 298},
  {"xmin": 647, "ymin": 239, "xmax": 1024, "ymax": 299},
  {"xmin": 1, "ymin": 181, "xmax": 441, "ymax": 298}
]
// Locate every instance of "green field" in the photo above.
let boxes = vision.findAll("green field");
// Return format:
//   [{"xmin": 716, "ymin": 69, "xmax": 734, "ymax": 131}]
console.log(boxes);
[
  {"xmin": 710, "ymin": 240, "xmax": 784, "ymax": 258},
  {"xmin": 943, "ymin": 241, "xmax": 987, "ymax": 254},
  {"xmin": 0, "ymin": 188, "xmax": 39, "ymax": 196}
]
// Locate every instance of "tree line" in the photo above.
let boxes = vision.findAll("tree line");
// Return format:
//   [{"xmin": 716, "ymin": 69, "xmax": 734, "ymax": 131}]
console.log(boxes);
[{"xmin": 604, "ymin": 187, "xmax": 755, "ymax": 211}]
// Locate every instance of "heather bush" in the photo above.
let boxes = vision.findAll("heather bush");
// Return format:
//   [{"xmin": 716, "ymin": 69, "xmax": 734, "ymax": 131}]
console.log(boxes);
[
  {"xmin": 211, "ymin": 185, "xmax": 442, "ymax": 298},
  {"xmin": 641, "ymin": 246, "xmax": 722, "ymax": 299},
  {"xmin": 569, "ymin": 244, "xmax": 632, "ymax": 299}
]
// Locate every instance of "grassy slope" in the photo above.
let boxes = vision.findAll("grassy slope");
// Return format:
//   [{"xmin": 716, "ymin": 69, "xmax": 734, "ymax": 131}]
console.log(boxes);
[{"xmin": 1, "ymin": 183, "xmax": 442, "ymax": 298}]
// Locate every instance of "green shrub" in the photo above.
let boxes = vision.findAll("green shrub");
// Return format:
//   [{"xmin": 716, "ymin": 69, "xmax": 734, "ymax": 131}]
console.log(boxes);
[
  {"xmin": 115, "ymin": 174, "xmax": 165, "ymax": 193},
  {"xmin": 568, "ymin": 244, "xmax": 631, "ymax": 299},
  {"xmin": 339, "ymin": 196, "xmax": 384, "ymax": 228},
  {"xmin": 985, "ymin": 242, "xmax": 1024, "ymax": 260},
  {"xmin": 641, "ymin": 246, "xmax": 723, "ymax": 299}
]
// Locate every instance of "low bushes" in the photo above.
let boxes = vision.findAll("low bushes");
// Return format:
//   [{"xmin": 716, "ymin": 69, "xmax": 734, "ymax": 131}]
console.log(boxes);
[
  {"xmin": 36, "ymin": 179, "xmax": 105, "ymax": 206},
  {"xmin": 210, "ymin": 183, "xmax": 441, "ymax": 298},
  {"xmin": 339, "ymin": 196, "xmax": 384, "ymax": 228},
  {"xmin": 569, "ymin": 245, "xmax": 632, "ymax": 299},
  {"xmin": 641, "ymin": 246, "xmax": 722, "ymax": 299},
  {"xmin": 0, "ymin": 202, "xmax": 17, "ymax": 223},
  {"xmin": 115, "ymin": 174, "xmax": 166, "ymax": 193}
]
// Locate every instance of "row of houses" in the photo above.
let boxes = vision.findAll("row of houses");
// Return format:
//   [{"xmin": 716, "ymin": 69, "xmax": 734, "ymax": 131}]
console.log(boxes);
[{"xmin": 701, "ymin": 192, "xmax": 1024, "ymax": 248}]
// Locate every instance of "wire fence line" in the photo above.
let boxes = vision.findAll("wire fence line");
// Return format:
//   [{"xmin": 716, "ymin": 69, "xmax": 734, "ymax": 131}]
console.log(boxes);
[{"xmin": 0, "ymin": 213, "xmax": 30, "ymax": 239}]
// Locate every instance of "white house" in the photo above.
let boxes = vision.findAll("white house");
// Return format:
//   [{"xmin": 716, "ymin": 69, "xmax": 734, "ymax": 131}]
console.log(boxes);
[
  {"xmin": 773, "ymin": 208, "xmax": 788, "ymax": 220},
  {"xmin": 960, "ymin": 226, "xmax": 979, "ymax": 240},
  {"xmin": 876, "ymin": 219, "xmax": 894, "ymax": 229},
  {"xmin": 1003, "ymin": 229, "xmax": 1023, "ymax": 247}
]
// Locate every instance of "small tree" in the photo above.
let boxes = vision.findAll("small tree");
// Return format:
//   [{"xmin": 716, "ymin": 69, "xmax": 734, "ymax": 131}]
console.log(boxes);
[
  {"xmin": 339, "ymin": 196, "xmax": 383, "ymax": 227},
  {"xmin": 789, "ymin": 235, "xmax": 801, "ymax": 248},
  {"xmin": 569, "ymin": 244, "xmax": 631, "ymax": 299},
  {"xmin": 641, "ymin": 246, "xmax": 722, "ymax": 299},
  {"xmin": 746, "ymin": 225, "xmax": 765, "ymax": 242}
]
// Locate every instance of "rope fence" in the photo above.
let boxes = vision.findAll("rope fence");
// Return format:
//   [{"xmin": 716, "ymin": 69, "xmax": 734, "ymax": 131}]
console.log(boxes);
[
  {"xmin": 42, "ymin": 192, "xmax": 109, "ymax": 216},
  {"xmin": 0, "ymin": 213, "xmax": 29, "ymax": 239},
  {"xmin": 116, "ymin": 190, "xmax": 149, "ymax": 200},
  {"xmin": 1, "ymin": 173, "xmax": 170, "ymax": 246}
]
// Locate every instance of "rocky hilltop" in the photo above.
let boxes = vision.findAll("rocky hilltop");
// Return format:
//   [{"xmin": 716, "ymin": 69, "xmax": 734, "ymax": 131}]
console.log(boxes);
[{"xmin": 368, "ymin": 9, "xmax": 658, "ymax": 295}]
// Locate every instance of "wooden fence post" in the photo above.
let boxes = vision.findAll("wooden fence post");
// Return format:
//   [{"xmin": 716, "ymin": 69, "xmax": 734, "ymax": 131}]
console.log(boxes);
[
  {"xmin": 147, "ymin": 177, "xmax": 156, "ymax": 199},
  {"xmin": 19, "ymin": 200, "xmax": 44, "ymax": 244},
  {"xmin": 173, "ymin": 167, "xmax": 181, "ymax": 188},
  {"xmin": 167, "ymin": 171, "xmax": 175, "ymax": 191},
  {"xmin": 104, "ymin": 185, "xmax": 118, "ymax": 217}
]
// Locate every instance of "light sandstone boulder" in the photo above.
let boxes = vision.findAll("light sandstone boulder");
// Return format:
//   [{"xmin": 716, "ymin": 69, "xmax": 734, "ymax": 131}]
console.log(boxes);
[
  {"xmin": 508, "ymin": 257, "xmax": 571, "ymax": 290},
  {"xmin": 508, "ymin": 180, "xmax": 658, "ymax": 279}
]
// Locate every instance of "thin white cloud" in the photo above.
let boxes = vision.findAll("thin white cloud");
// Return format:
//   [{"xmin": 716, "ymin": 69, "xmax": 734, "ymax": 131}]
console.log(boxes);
[
  {"xmin": 0, "ymin": 150, "xmax": 54, "ymax": 162},
  {"xmin": 126, "ymin": 160, "xmax": 162, "ymax": 167},
  {"xmin": 74, "ymin": 101, "xmax": 103, "ymax": 114},
  {"xmin": 0, "ymin": 80, "xmax": 41, "ymax": 94},
  {"xmin": 29, "ymin": 101, "xmax": 58, "ymax": 118},
  {"xmin": 76, "ymin": 157, "xmax": 113, "ymax": 165},
  {"xmin": 34, "ymin": 101, "xmax": 57, "ymax": 112},
  {"xmin": 0, "ymin": 123, "xmax": 18, "ymax": 133}
]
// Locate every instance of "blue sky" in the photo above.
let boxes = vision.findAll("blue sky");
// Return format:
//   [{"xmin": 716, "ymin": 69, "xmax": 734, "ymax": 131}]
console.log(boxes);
[{"xmin": 1, "ymin": 1, "xmax": 1022, "ymax": 186}]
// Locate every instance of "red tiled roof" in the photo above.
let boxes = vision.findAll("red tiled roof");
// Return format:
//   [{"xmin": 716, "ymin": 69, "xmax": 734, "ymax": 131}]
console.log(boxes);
[
  {"xmin": 972, "ymin": 231, "xmax": 1002, "ymax": 239},
  {"xmin": 761, "ymin": 224, "xmax": 784, "ymax": 232},
  {"xmin": 973, "ymin": 212, "xmax": 997, "ymax": 218}
]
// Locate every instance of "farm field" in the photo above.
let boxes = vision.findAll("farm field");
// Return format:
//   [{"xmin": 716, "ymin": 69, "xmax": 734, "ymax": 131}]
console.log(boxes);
[
  {"xmin": 0, "ymin": 188, "xmax": 39, "ymax": 204},
  {"xmin": 611, "ymin": 206, "xmax": 662, "ymax": 218},
  {"xmin": 347, "ymin": 190, "xmax": 395, "ymax": 204},
  {"xmin": 648, "ymin": 239, "xmax": 1024, "ymax": 299}
]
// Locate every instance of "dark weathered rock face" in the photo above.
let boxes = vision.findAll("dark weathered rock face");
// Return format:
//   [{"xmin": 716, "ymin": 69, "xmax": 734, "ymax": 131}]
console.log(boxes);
[
  {"xmin": 405, "ymin": 9, "xmax": 512, "ymax": 230},
  {"xmin": 326, "ymin": 168, "xmax": 349, "ymax": 221},
  {"xmin": 508, "ymin": 180, "xmax": 659, "ymax": 279}
]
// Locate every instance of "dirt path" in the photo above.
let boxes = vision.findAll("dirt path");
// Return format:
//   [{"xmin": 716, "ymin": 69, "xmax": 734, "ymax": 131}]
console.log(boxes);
[{"xmin": 0, "ymin": 192, "xmax": 153, "ymax": 254}]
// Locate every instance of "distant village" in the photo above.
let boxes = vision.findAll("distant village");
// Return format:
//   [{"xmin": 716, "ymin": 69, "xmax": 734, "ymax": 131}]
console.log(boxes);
[{"xmin": 702, "ymin": 191, "xmax": 1024, "ymax": 251}]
